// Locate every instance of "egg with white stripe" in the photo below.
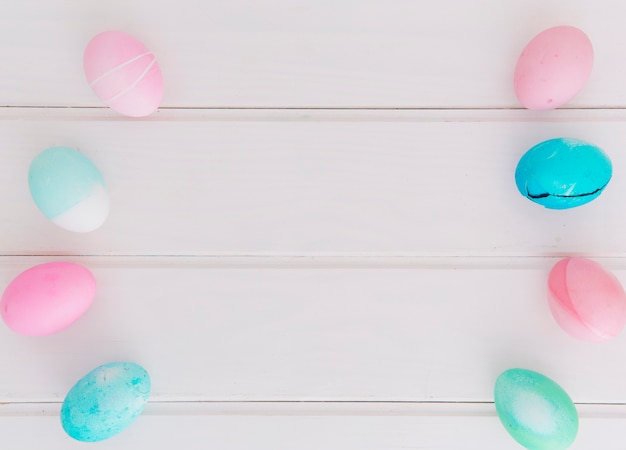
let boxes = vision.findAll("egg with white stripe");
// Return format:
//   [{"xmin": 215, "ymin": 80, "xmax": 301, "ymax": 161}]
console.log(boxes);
[
  {"xmin": 28, "ymin": 146, "xmax": 109, "ymax": 232},
  {"xmin": 84, "ymin": 31, "xmax": 163, "ymax": 117}
]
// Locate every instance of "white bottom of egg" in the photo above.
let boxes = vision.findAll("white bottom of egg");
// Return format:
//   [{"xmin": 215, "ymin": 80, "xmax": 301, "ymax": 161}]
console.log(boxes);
[{"xmin": 52, "ymin": 184, "xmax": 110, "ymax": 232}]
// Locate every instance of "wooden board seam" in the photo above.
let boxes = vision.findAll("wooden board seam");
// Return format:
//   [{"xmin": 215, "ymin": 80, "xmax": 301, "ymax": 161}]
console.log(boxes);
[
  {"xmin": 2, "ymin": 401, "xmax": 626, "ymax": 418},
  {"xmin": 4, "ymin": 106, "xmax": 626, "ymax": 122}
]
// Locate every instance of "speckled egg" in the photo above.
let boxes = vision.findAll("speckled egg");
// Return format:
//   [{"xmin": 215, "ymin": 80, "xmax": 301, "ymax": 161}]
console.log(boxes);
[
  {"xmin": 495, "ymin": 368, "xmax": 578, "ymax": 450},
  {"xmin": 28, "ymin": 146, "xmax": 109, "ymax": 232},
  {"xmin": 514, "ymin": 26, "xmax": 593, "ymax": 110},
  {"xmin": 515, "ymin": 138, "xmax": 612, "ymax": 209},
  {"xmin": 548, "ymin": 257, "xmax": 626, "ymax": 341},
  {"xmin": 61, "ymin": 362, "xmax": 151, "ymax": 442},
  {"xmin": 1, "ymin": 262, "xmax": 96, "ymax": 336}
]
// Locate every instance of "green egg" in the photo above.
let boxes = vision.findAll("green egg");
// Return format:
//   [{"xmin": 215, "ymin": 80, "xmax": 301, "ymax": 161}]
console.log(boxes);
[{"xmin": 494, "ymin": 368, "xmax": 578, "ymax": 450}]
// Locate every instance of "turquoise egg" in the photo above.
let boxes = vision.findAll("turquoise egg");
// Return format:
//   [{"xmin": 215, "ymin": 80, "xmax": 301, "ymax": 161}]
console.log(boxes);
[
  {"xmin": 28, "ymin": 146, "xmax": 109, "ymax": 232},
  {"xmin": 495, "ymin": 368, "xmax": 578, "ymax": 450},
  {"xmin": 61, "ymin": 362, "xmax": 151, "ymax": 442},
  {"xmin": 515, "ymin": 138, "xmax": 612, "ymax": 209}
]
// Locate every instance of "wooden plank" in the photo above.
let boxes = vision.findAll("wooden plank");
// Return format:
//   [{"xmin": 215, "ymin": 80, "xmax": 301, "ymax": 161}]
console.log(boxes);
[
  {"xmin": 2, "ymin": 257, "xmax": 626, "ymax": 403},
  {"xmin": 0, "ymin": 402, "xmax": 625, "ymax": 449},
  {"xmin": 2, "ymin": 108, "xmax": 626, "ymax": 256},
  {"xmin": 2, "ymin": 0, "xmax": 626, "ymax": 108},
  {"xmin": 6, "ymin": 2, "xmax": 626, "ymax": 447}
]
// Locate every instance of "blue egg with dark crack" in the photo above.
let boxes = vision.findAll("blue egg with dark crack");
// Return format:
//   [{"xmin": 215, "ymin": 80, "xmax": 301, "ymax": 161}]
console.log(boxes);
[
  {"xmin": 61, "ymin": 362, "xmax": 151, "ymax": 442},
  {"xmin": 515, "ymin": 138, "xmax": 612, "ymax": 209}
]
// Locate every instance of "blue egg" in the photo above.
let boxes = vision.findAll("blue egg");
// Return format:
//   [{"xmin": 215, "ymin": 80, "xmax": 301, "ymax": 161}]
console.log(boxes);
[
  {"xmin": 28, "ymin": 146, "xmax": 109, "ymax": 232},
  {"xmin": 61, "ymin": 362, "xmax": 151, "ymax": 442},
  {"xmin": 515, "ymin": 138, "xmax": 612, "ymax": 209}
]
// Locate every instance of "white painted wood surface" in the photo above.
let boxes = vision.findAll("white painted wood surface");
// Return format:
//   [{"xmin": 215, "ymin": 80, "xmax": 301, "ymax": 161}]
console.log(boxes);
[
  {"xmin": 7, "ymin": 256, "xmax": 626, "ymax": 404},
  {"xmin": 3, "ymin": 108, "xmax": 626, "ymax": 257},
  {"xmin": 2, "ymin": 0, "xmax": 626, "ymax": 108},
  {"xmin": 1, "ymin": 402, "xmax": 626, "ymax": 450},
  {"xmin": 3, "ymin": 1, "xmax": 626, "ymax": 448}
]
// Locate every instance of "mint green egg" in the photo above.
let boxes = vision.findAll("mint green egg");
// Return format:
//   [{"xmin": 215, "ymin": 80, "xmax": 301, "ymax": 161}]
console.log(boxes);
[
  {"xmin": 495, "ymin": 368, "xmax": 578, "ymax": 450},
  {"xmin": 28, "ymin": 146, "xmax": 109, "ymax": 232}
]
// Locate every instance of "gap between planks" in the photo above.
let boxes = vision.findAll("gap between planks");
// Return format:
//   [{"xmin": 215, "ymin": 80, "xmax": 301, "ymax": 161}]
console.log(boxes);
[
  {"xmin": 1, "ymin": 401, "xmax": 626, "ymax": 418},
  {"xmin": 4, "ymin": 106, "xmax": 626, "ymax": 122},
  {"xmin": 4, "ymin": 255, "xmax": 626, "ymax": 270}
]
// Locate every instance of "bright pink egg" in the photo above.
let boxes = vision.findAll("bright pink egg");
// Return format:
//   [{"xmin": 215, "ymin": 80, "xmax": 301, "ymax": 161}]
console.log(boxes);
[
  {"xmin": 1, "ymin": 262, "xmax": 96, "ymax": 336},
  {"xmin": 514, "ymin": 26, "xmax": 593, "ymax": 110},
  {"xmin": 548, "ymin": 257, "xmax": 626, "ymax": 341},
  {"xmin": 84, "ymin": 31, "xmax": 163, "ymax": 117}
]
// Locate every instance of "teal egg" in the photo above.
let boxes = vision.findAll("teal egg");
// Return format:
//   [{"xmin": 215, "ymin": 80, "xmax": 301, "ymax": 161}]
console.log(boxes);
[
  {"xmin": 28, "ymin": 146, "xmax": 109, "ymax": 232},
  {"xmin": 61, "ymin": 362, "xmax": 151, "ymax": 442},
  {"xmin": 515, "ymin": 138, "xmax": 612, "ymax": 209},
  {"xmin": 494, "ymin": 368, "xmax": 578, "ymax": 450}
]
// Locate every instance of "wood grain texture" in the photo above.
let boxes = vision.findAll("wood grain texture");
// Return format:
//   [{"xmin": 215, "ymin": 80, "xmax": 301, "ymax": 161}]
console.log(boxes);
[
  {"xmin": 2, "ymin": 108, "xmax": 626, "ymax": 256},
  {"xmin": 3, "ymin": 1, "xmax": 626, "ymax": 448},
  {"xmin": 2, "ymin": 0, "xmax": 626, "ymax": 108},
  {"xmin": 1, "ymin": 257, "xmax": 626, "ymax": 404},
  {"xmin": 1, "ymin": 402, "xmax": 626, "ymax": 450}
]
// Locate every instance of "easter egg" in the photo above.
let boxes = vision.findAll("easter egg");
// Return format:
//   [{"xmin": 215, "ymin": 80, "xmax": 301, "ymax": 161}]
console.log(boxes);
[
  {"xmin": 495, "ymin": 368, "xmax": 578, "ymax": 450},
  {"xmin": 61, "ymin": 362, "xmax": 151, "ymax": 442},
  {"xmin": 548, "ymin": 257, "xmax": 626, "ymax": 341},
  {"xmin": 514, "ymin": 26, "xmax": 593, "ymax": 110},
  {"xmin": 28, "ymin": 146, "xmax": 109, "ymax": 232},
  {"xmin": 84, "ymin": 31, "xmax": 163, "ymax": 117},
  {"xmin": 0, "ymin": 262, "xmax": 96, "ymax": 336},
  {"xmin": 514, "ymin": 138, "xmax": 611, "ymax": 209}
]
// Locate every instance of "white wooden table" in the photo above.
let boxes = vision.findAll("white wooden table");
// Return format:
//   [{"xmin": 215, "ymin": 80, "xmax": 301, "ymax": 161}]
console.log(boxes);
[{"xmin": 2, "ymin": 1, "xmax": 626, "ymax": 448}]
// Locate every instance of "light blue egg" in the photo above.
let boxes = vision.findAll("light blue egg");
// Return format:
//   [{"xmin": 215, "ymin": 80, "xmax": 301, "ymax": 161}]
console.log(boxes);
[
  {"xmin": 515, "ymin": 138, "xmax": 612, "ymax": 209},
  {"xmin": 28, "ymin": 146, "xmax": 109, "ymax": 232},
  {"xmin": 61, "ymin": 362, "xmax": 151, "ymax": 442},
  {"xmin": 495, "ymin": 368, "xmax": 578, "ymax": 450}
]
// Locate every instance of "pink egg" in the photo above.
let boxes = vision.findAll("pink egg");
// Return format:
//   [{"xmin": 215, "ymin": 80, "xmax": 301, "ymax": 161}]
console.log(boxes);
[
  {"xmin": 514, "ymin": 26, "xmax": 593, "ymax": 110},
  {"xmin": 548, "ymin": 257, "xmax": 626, "ymax": 342},
  {"xmin": 84, "ymin": 31, "xmax": 163, "ymax": 117},
  {"xmin": 1, "ymin": 262, "xmax": 96, "ymax": 336}
]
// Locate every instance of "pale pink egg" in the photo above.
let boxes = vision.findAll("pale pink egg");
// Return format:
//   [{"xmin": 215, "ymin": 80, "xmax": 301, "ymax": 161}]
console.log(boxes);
[
  {"xmin": 548, "ymin": 257, "xmax": 626, "ymax": 342},
  {"xmin": 84, "ymin": 31, "xmax": 163, "ymax": 117},
  {"xmin": 1, "ymin": 262, "xmax": 96, "ymax": 336},
  {"xmin": 514, "ymin": 26, "xmax": 593, "ymax": 110}
]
